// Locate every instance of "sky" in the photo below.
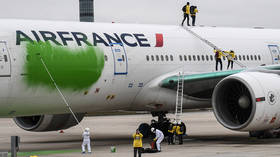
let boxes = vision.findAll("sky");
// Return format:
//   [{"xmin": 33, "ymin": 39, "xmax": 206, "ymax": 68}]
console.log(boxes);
[{"xmin": 0, "ymin": 0, "xmax": 279, "ymax": 28}]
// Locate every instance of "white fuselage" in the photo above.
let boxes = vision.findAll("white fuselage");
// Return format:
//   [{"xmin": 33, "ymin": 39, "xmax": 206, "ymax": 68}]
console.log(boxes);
[{"xmin": 0, "ymin": 19, "xmax": 279, "ymax": 117}]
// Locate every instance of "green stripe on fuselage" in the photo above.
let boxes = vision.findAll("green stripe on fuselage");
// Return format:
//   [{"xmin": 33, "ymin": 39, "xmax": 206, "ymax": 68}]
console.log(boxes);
[
  {"xmin": 161, "ymin": 69, "xmax": 244, "ymax": 88},
  {"xmin": 23, "ymin": 41, "xmax": 104, "ymax": 91}
]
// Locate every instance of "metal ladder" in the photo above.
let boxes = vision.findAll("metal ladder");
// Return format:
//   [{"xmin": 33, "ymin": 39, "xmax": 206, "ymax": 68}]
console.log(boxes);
[
  {"xmin": 175, "ymin": 72, "xmax": 184, "ymax": 122},
  {"xmin": 182, "ymin": 26, "xmax": 246, "ymax": 68}
]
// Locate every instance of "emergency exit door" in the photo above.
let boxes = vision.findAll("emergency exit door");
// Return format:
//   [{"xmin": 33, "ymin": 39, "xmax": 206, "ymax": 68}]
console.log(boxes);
[
  {"xmin": 0, "ymin": 41, "xmax": 11, "ymax": 77},
  {"xmin": 268, "ymin": 45, "xmax": 280, "ymax": 64},
  {"xmin": 110, "ymin": 43, "xmax": 128, "ymax": 75}
]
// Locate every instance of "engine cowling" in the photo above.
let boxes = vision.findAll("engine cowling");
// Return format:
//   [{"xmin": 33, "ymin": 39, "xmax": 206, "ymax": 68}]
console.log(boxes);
[
  {"xmin": 212, "ymin": 72, "xmax": 280, "ymax": 131},
  {"xmin": 13, "ymin": 113, "xmax": 84, "ymax": 132}
]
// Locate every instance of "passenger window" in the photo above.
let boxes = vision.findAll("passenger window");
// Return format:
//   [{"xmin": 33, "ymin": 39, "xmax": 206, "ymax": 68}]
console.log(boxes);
[
  {"xmin": 243, "ymin": 55, "xmax": 246, "ymax": 61},
  {"xmin": 188, "ymin": 55, "xmax": 192, "ymax": 61},
  {"xmin": 179, "ymin": 55, "xmax": 183, "ymax": 61},
  {"xmin": 202, "ymin": 55, "xmax": 205, "ymax": 61},
  {"xmin": 250, "ymin": 55, "xmax": 253, "ymax": 60},
  {"xmin": 104, "ymin": 55, "xmax": 108, "ymax": 61},
  {"xmin": 165, "ymin": 55, "xmax": 169, "ymax": 61},
  {"xmin": 239, "ymin": 55, "xmax": 242, "ymax": 61},
  {"xmin": 254, "ymin": 55, "xmax": 257, "ymax": 60},
  {"xmin": 247, "ymin": 55, "xmax": 249, "ymax": 61},
  {"xmin": 258, "ymin": 55, "xmax": 261, "ymax": 60},
  {"xmin": 156, "ymin": 55, "xmax": 159, "ymax": 61},
  {"xmin": 197, "ymin": 55, "xmax": 200, "ymax": 61},
  {"xmin": 161, "ymin": 55, "xmax": 164, "ymax": 61},
  {"xmin": 146, "ymin": 55, "xmax": 149, "ymax": 61},
  {"xmin": 193, "ymin": 55, "xmax": 196, "ymax": 61},
  {"xmin": 170, "ymin": 55, "xmax": 174, "ymax": 61},
  {"xmin": 151, "ymin": 55, "xmax": 154, "ymax": 61},
  {"xmin": 210, "ymin": 55, "xmax": 213, "ymax": 61},
  {"xmin": 184, "ymin": 55, "xmax": 187, "ymax": 61},
  {"xmin": 223, "ymin": 56, "xmax": 226, "ymax": 60},
  {"xmin": 206, "ymin": 55, "xmax": 209, "ymax": 61}
]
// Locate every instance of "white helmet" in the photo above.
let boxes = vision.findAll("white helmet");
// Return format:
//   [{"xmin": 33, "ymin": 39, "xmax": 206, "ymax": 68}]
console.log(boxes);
[
  {"xmin": 173, "ymin": 121, "xmax": 177, "ymax": 125},
  {"xmin": 178, "ymin": 120, "xmax": 182, "ymax": 125},
  {"xmin": 151, "ymin": 128, "xmax": 155, "ymax": 133},
  {"xmin": 85, "ymin": 128, "xmax": 90, "ymax": 132}
]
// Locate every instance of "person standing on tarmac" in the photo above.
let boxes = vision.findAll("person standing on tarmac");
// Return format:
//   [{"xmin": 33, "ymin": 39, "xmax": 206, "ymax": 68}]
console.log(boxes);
[
  {"xmin": 133, "ymin": 129, "xmax": 143, "ymax": 157},
  {"xmin": 167, "ymin": 122, "xmax": 176, "ymax": 145},
  {"xmin": 181, "ymin": 2, "xmax": 191, "ymax": 26},
  {"xmin": 151, "ymin": 128, "xmax": 164, "ymax": 152},
  {"xmin": 225, "ymin": 50, "xmax": 235, "ymax": 69},
  {"xmin": 81, "ymin": 128, "xmax": 92, "ymax": 154},
  {"xmin": 214, "ymin": 48, "xmax": 225, "ymax": 71},
  {"xmin": 190, "ymin": 6, "xmax": 198, "ymax": 26},
  {"xmin": 176, "ymin": 121, "xmax": 184, "ymax": 145}
]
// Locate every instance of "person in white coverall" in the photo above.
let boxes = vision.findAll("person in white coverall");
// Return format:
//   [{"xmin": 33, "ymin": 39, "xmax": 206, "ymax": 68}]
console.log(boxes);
[
  {"xmin": 151, "ymin": 128, "xmax": 164, "ymax": 152},
  {"xmin": 82, "ymin": 128, "xmax": 92, "ymax": 154}
]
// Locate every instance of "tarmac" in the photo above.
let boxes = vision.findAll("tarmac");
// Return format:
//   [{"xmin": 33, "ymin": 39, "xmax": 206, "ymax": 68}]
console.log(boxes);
[{"xmin": 1, "ymin": 111, "xmax": 280, "ymax": 157}]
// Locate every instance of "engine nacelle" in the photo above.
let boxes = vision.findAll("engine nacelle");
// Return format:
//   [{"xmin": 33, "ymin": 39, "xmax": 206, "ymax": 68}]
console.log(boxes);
[
  {"xmin": 212, "ymin": 72, "xmax": 280, "ymax": 131},
  {"xmin": 13, "ymin": 113, "xmax": 84, "ymax": 132}
]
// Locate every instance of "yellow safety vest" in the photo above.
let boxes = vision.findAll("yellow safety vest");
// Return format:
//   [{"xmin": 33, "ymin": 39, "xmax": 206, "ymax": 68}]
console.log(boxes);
[
  {"xmin": 175, "ymin": 126, "xmax": 183, "ymax": 135},
  {"xmin": 224, "ymin": 51, "xmax": 235, "ymax": 61},
  {"xmin": 214, "ymin": 50, "xmax": 224, "ymax": 59},
  {"xmin": 191, "ymin": 8, "xmax": 198, "ymax": 16},
  {"xmin": 168, "ymin": 125, "xmax": 176, "ymax": 133},
  {"xmin": 133, "ymin": 133, "xmax": 143, "ymax": 148},
  {"xmin": 186, "ymin": 5, "xmax": 190, "ymax": 14}
]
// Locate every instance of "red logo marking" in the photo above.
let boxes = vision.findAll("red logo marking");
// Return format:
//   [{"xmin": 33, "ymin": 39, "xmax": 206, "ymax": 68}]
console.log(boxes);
[{"xmin": 155, "ymin": 33, "xmax": 163, "ymax": 47}]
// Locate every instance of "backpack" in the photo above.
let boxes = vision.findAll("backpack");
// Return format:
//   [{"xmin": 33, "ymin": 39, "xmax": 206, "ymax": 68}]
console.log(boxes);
[
  {"xmin": 190, "ymin": 6, "xmax": 195, "ymax": 14},
  {"xmin": 215, "ymin": 51, "xmax": 219, "ymax": 59},
  {"xmin": 180, "ymin": 125, "xmax": 185, "ymax": 132},
  {"xmin": 182, "ymin": 5, "xmax": 186, "ymax": 12}
]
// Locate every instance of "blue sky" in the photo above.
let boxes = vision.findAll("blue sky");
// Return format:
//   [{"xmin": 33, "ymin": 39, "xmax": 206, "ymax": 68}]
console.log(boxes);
[{"xmin": 0, "ymin": 0, "xmax": 279, "ymax": 28}]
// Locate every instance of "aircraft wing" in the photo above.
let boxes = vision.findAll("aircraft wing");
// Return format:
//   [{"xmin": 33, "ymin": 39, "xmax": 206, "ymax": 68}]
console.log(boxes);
[
  {"xmin": 159, "ymin": 64, "xmax": 280, "ymax": 100},
  {"xmin": 160, "ymin": 69, "xmax": 244, "ymax": 99}
]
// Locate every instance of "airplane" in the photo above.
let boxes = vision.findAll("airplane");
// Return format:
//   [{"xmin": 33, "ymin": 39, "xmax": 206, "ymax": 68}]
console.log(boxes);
[{"xmin": 0, "ymin": 19, "xmax": 280, "ymax": 138}]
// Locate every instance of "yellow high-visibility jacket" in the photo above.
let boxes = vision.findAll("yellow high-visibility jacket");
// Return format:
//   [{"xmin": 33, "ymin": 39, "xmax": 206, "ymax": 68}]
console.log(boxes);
[
  {"xmin": 168, "ymin": 125, "xmax": 176, "ymax": 133},
  {"xmin": 186, "ymin": 5, "xmax": 190, "ymax": 14},
  {"xmin": 224, "ymin": 51, "xmax": 235, "ymax": 61},
  {"xmin": 214, "ymin": 49, "xmax": 225, "ymax": 59},
  {"xmin": 175, "ymin": 126, "xmax": 183, "ymax": 135},
  {"xmin": 133, "ymin": 133, "xmax": 143, "ymax": 148},
  {"xmin": 191, "ymin": 8, "xmax": 198, "ymax": 16}
]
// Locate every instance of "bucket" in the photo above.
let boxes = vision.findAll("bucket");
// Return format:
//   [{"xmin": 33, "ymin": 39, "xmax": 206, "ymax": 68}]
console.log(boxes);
[{"xmin": 111, "ymin": 146, "xmax": 116, "ymax": 153}]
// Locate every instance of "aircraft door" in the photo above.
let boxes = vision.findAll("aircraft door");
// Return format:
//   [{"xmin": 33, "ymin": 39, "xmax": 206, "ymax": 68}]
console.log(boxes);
[
  {"xmin": 268, "ymin": 45, "xmax": 280, "ymax": 64},
  {"xmin": 0, "ymin": 41, "xmax": 11, "ymax": 77},
  {"xmin": 110, "ymin": 43, "xmax": 128, "ymax": 75}
]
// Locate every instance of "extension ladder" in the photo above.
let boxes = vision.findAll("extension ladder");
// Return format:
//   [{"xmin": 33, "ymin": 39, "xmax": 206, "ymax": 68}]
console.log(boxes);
[
  {"xmin": 175, "ymin": 72, "xmax": 184, "ymax": 122},
  {"xmin": 182, "ymin": 26, "xmax": 246, "ymax": 68}
]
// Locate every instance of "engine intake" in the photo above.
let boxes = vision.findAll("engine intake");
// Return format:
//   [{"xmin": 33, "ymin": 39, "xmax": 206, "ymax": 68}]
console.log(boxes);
[
  {"xmin": 212, "ymin": 78, "xmax": 255, "ymax": 130},
  {"xmin": 213, "ymin": 72, "xmax": 280, "ymax": 131},
  {"xmin": 14, "ymin": 113, "xmax": 84, "ymax": 132}
]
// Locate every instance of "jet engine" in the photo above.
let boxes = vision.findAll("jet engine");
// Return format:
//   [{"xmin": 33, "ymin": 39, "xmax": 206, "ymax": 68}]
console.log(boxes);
[
  {"xmin": 13, "ymin": 113, "xmax": 84, "ymax": 132},
  {"xmin": 212, "ymin": 72, "xmax": 280, "ymax": 131}
]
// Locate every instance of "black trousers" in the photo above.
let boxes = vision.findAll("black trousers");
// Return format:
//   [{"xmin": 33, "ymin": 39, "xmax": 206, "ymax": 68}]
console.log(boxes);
[
  {"xmin": 216, "ymin": 58, "xmax": 222, "ymax": 71},
  {"xmin": 181, "ymin": 13, "xmax": 190, "ymax": 26},
  {"xmin": 227, "ymin": 60, "xmax": 233, "ymax": 69},
  {"xmin": 134, "ymin": 147, "xmax": 142, "ymax": 157},
  {"xmin": 178, "ymin": 134, "xmax": 183, "ymax": 144},
  {"xmin": 191, "ymin": 15, "xmax": 196, "ymax": 26},
  {"xmin": 168, "ymin": 133, "xmax": 174, "ymax": 144}
]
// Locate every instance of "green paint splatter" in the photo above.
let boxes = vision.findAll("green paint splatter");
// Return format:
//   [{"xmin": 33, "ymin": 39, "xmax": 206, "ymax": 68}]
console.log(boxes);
[{"xmin": 24, "ymin": 41, "xmax": 104, "ymax": 90}]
